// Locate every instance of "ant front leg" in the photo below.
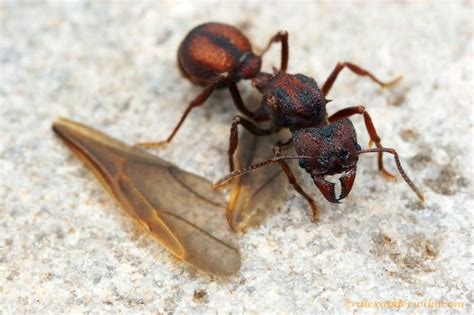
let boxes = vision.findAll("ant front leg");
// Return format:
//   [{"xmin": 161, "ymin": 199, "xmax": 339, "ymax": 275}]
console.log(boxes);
[
  {"xmin": 228, "ymin": 115, "xmax": 273, "ymax": 172},
  {"xmin": 261, "ymin": 31, "xmax": 289, "ymax": 72},
  {"xmin": 329, "ymin": 105, "xmax": 396, "ymax": 180},
  {"xmin": 321, "ymin": 62, "xmax": 401, "ymax": 97},
  {"xmin": 134, "ymin": 73, "xmax": 229, "ymax": 149},
  {"xmin": 273, "ymin": 142, "xmax": 320, "ymax": 222}
]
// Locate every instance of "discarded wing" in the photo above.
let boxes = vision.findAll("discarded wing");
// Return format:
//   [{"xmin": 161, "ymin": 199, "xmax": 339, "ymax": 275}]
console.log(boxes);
[
  {"xmin": 52, "ymin": 118, "xmax": 240, "ymax": 277},
  {"xmin": 227, "ymin": 128, "xmax": 293, "ymax": 232}
]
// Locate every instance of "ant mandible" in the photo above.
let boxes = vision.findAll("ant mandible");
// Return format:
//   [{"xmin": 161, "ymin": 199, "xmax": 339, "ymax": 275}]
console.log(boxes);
[{"xmin": 135, "ymin": 22, "xmax": 288, "ymax": 148}]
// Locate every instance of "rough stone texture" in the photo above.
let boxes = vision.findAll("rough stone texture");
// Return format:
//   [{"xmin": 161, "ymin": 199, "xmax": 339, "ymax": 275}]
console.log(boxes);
[{"xmin": 1, "ymin": 1, "xmax": 472, "ymax": 313}]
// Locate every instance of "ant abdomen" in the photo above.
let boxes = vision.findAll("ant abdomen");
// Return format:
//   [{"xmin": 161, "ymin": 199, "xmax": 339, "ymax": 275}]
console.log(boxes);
[{"xmin": 178, "ymin": 22, "xmax": 261, "ymax": 85}]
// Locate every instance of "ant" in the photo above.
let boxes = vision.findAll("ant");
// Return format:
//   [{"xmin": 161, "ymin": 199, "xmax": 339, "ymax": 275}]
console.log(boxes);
[
  {"xmin": 135, "ymin": 22, "xmax": 423, "ymax": 222},
  {"xmin": 135, "ymin": 22, "xmax": 289, "ymax": 148}
]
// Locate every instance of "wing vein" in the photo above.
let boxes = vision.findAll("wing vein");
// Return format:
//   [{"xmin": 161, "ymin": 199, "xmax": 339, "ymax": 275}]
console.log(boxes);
[{"xmin": 168, "ymin": 167, "xmax": 224, "ymax": 207}]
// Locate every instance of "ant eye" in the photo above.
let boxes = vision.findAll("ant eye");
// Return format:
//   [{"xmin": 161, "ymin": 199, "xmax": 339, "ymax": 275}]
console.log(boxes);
[
  {"xmin": 318, "ymin": 156, "xmax": 329, "ymax": 167},
  {"xmin": 339, "ymin": 149, "xmax": 350, "ymax": 160},
  {"xmin": 298, "ymin": 159, "xmax": 306, "ymax": 169}
]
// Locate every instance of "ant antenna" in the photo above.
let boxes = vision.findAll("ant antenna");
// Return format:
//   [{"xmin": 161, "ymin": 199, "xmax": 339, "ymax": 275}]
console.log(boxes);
[
  {"xmin": 357, "ymin": 147, "xmax": 425, "ymax": 202},
  {"xmin": 214, "ymin": 155, "xmax": 311, "ymax": 188}
]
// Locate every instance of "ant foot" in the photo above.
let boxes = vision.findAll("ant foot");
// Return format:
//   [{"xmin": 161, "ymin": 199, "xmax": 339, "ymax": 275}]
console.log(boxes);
[
  {"xmin": 381, "ymin": 75, "xmax": 403, "ymax": 89},
  {"xmin": 310, "ymin": 207, "xmax": 320, "ymax": 223},
  {"xmin": 380, "ymin": 168, "xmax": 397, "ymax": 181},
  {"xmin": 228, "ymin": 159, "xmax": 235, "ymax": 173}
]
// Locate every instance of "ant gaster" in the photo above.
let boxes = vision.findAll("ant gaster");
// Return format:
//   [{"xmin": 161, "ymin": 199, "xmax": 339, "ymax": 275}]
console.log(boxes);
[{"xmin": 135, "ymin": 22, "xmax": 288, "ymax": 148}]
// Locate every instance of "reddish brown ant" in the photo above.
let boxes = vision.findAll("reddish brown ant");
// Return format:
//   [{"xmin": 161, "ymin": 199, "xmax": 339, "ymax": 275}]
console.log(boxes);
[
  {"xmin": 135, "ymin": 22, "xmax": 288, "ymax": 148},
  {"xmin": 135, "ymin": 22, "xmax": 423, "ymax": 223},
  {"xmin": 215, "ymin": 67, "xmax": 424, "ymax": 223}
]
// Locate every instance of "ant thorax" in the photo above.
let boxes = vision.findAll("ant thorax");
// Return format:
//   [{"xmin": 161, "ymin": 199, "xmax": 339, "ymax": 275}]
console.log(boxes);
[{"xmin": 256, "ymin": 72, "xmax": 330, "ymax": 130}]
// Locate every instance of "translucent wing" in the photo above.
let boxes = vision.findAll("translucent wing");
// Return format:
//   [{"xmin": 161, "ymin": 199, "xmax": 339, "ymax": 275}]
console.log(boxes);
[
  {"xmin": 53, "ymin": 118, "xmax": 240, "ymax": 277},
  {"xmin": 227, "ymin": 128, "xmax": 293, "ymax": 232}
]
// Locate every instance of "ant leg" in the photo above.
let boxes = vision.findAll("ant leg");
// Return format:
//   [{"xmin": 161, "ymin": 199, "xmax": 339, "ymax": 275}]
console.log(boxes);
[
  {"xmin": 215, "ymin": 155, "xmax": 309, "ymax": 188},
  {"xmin": 134, "ymin": 73, "xmax": 228, "ymax": 149},
  {"xmin": 228, "ymin": 115, "xmax": 273, "ymax": 171},
  {"xmin": 274, "ymin": 138, "xmax": 293, "ymax": 152},
  {"xmin": 329, "ymin": 105, "xmax": 396, "ymax": 180},
  {"xmin": 273, "ymin": 143, "xmax": 320, "ymax": 222},
  {"xmin": 321, "ymin": 62, "xmax": 402, "ymax": 97},
  {"xmin": 261, "ymin": 31, "xmax": 289, "ymax": 72},
  {"xmin": 227, "ymin": 81, "xmax": 258, "ymax": 118}
]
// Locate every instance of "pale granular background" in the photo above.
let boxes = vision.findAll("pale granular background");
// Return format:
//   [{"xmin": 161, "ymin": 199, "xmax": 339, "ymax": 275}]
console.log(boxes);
[{"xmin": 1, "ymin": 1, "xmax": 472, "ymax": 313}]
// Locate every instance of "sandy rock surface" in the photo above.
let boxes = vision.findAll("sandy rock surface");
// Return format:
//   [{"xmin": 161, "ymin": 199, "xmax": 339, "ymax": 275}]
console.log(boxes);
[{"xmin": 1, "ymin": 1, "xmax": 472, "ymax": 313}]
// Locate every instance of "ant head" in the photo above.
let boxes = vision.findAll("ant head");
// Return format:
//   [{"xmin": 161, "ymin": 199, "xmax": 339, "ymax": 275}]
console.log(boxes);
[
  {"xmin": 294, "ymin": 119, "xmax": 361, "ymax": 203},
  {"xmin": 236, "ymin": 52, "xmax": 261, "ymax": 80}
]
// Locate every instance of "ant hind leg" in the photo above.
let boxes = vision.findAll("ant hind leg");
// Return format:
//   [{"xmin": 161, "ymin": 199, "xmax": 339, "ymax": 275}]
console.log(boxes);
[
  {"xmin": 227, "ymin": 81, "xmax": 260, "ymax": 118},
  {"xmin": 134, "ymin": 73, "xmax": 229, "ymax": 149},
  {"xmin": 261, "ymin": 31, "xmax": 289, "ymax": 72}
]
